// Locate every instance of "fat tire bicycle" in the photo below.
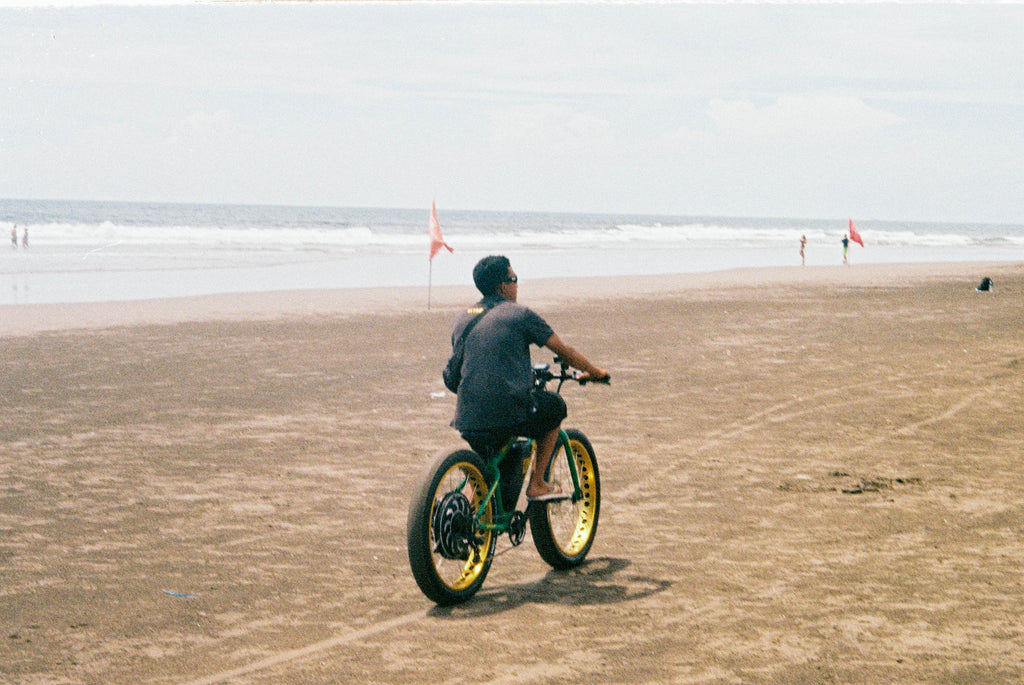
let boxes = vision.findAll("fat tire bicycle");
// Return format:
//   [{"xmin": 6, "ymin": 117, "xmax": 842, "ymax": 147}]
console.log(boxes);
[{"xmin": 407, "ymin": 357, "xmax": 608, "ymax": 605}]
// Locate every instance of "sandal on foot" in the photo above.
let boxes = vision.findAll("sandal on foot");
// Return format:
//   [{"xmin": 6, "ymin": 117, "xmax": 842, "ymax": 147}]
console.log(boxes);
[{"xmin": 527, "ymin": 483, "xmax": 569, "ymax": 502}]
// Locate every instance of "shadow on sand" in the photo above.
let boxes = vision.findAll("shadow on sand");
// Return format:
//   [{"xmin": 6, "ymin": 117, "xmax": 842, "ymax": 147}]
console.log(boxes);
[{"xmin": 428, "ymin": 557, "xmax": 671, "ymax": 619}]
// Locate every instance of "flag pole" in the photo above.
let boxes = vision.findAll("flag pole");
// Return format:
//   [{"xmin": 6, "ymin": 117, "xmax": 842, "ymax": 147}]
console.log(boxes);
[{"xmin": 428, "ymin": 258, "xmax": 433, "ymax": 310}]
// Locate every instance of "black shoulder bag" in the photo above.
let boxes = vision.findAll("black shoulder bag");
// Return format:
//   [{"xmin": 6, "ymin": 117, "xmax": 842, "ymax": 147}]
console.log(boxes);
[{"xmin": 442, "ymin": 304, "xmax": 495, "ymax": 393}]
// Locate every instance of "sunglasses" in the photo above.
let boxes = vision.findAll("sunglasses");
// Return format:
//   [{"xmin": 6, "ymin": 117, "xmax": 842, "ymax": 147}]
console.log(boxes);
[{"xmin": 504, "ymin": 275, "xmax": 518, "ymax": 284}]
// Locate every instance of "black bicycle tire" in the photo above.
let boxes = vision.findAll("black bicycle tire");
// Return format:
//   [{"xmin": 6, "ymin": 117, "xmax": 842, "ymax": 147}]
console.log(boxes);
[
  {"xmin": 407, "ymin": 448, "xmax": 495, "ymax": 605},
  {"xmin": 529, "ymin": 428, "xmax": 600, "ymax": 569}
]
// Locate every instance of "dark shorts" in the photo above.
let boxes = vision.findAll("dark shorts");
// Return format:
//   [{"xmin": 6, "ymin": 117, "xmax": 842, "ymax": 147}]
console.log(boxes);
[
  {"xmin": 461, "ymin": 390, "xmax": 567, "ymax": 455},
  {"xmin": 516, "ymin": 389, "xmax": 568, "ymax": 439}
]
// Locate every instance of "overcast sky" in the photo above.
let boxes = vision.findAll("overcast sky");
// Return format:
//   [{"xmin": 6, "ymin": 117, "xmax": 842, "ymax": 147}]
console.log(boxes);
[{"xmin": 1, "ymin": 2, "xmax": 1022, "ymax": 223}]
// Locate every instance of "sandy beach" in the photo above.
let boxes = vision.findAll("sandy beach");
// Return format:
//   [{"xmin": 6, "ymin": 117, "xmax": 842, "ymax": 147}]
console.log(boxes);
[{"xmin": 2, "ymin": 261, "xmax": 1023, "ymax": 684}]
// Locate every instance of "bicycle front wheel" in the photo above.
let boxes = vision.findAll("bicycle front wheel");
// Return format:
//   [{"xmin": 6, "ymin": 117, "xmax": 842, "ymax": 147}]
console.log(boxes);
[
  {"xmin": 529, "ymin": 428, "xmax": 600, "ymax": 569},
  {"xmin": 407, "ymin": 449, "xmax": 496, "ymax": 605}
]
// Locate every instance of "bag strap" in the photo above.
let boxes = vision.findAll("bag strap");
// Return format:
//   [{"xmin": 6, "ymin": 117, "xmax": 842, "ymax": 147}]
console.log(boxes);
[{"xmin": 453, "ymin": 302, "xmax": 496, "ymax": 353}]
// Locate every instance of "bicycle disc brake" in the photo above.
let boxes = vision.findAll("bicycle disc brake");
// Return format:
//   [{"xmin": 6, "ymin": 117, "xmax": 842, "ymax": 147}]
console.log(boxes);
[{"xmin": 432, "ymin": 491, "xmax": 475, "ymax": 560}]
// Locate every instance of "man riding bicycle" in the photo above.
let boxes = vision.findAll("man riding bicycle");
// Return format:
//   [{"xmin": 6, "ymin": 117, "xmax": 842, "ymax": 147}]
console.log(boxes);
[{"xmin": 446, "ymin": 255, "xmax": 609, "ymax": 502}]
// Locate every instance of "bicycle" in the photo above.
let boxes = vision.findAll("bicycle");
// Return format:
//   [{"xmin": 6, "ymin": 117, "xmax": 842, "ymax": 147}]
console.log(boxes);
[{"xmin": 407, "ymin": 357, "xmax": 609, "ymax": 605}]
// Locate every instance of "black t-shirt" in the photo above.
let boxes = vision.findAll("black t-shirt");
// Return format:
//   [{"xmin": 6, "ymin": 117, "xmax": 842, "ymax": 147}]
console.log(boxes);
[{"xmin": 450, "ymin": 296, "xmax": 554, "ymax": 432}]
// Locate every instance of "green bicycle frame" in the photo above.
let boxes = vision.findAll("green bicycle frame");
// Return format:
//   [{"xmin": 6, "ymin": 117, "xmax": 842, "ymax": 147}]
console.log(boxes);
[{"xmin": 472, "ymin": 429, "xmax": 581, "ymax": 533}]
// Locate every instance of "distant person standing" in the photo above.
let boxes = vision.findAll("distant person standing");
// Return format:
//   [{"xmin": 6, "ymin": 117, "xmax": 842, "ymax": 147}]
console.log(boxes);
[
  {"xmin": 842, "ymin": 234, "xmax": 849, "ymax": 264},
  {"xmin": 10, "ymin": 225, "xmax": 17, "ymax": 249},
  {"xmin": 21, "ymin": 227, "xmax": 28, "ymax": 248},
  {"xmin": 799, "ymin": 235, "xmax": 807, "ymax": 265}
]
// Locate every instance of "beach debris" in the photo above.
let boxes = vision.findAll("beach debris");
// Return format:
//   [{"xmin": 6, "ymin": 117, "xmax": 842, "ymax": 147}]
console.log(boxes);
[
  {"xmin": 162, "ymin": 589, "xmax": 197, "ymax": 598},
  {"xmin": 840, "ymin": 476, "xmax": 921, "ymax": 495},
  {"xmin": 780, "ymin": 472, "xmax": 921, "ymax": 494},
  {"xmin": 976, "ymin": 277, "xmax": 993, "ymax": 292}
]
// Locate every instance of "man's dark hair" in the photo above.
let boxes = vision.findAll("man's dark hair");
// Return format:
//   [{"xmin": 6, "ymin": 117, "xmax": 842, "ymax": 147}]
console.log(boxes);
[{"xmin": 473, "ymin": 255, "xmax": 511, "ymax": 297}]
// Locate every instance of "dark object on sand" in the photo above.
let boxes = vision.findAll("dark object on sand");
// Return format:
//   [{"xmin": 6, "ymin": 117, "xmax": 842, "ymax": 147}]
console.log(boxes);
[{"xmin": 976, "ymin": 277, "xmax": 993, "ymax": 292}]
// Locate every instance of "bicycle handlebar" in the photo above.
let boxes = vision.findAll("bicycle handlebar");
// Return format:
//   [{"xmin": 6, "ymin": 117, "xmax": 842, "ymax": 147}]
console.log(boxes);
[{"xmin": 532, "ymin": 357, "xmax": 611, "ymax": 390}]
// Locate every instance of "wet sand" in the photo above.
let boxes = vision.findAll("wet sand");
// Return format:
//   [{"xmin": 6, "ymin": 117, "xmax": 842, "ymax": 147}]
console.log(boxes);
[{"xmin": 2, "ymin": 261, "xmax": 1023, "ymax": 683}]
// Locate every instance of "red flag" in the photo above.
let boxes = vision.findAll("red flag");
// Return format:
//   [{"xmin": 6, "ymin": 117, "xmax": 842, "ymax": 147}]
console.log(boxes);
[
  {"xmin": 848, "ymin": 218, "xmax": 864, "ymax": 247},
  {"xmin": 429, "ymin": 201, "xmax": 453, "ymax": 260}
]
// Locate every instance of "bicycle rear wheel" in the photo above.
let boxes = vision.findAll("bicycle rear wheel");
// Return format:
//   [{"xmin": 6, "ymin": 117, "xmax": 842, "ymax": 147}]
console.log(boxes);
[
  {"xmin": 529, "ymin": 428, "xmax": 600, "ymax": 569},
  {"xmin": 407, "ymin": 449, "xmax": 496, "ymax": 605}
]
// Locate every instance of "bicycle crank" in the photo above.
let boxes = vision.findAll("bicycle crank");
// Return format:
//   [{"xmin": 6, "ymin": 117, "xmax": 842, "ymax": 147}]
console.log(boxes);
[{"xmin": 508, "ymin": 510, "xmax": 527, "ymax": 546}]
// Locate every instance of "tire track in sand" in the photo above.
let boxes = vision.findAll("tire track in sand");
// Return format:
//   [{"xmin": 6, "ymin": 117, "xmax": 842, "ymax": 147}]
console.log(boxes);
[
  {"xmin": 695, "ymin": 377, "xmax": 911, "ymax": 454},
  {"xmin": 179, "ymin": 565, "xmax": 559, "ymax": 684},
  {"xmin": 699, "ymin": 366, "xmax": 1009, "ymax": 457},
  {"xmin": 616, "ymin": 370, "xmax": 1006, "ymax": 501},
  {"xmin": 180, "ymin": 612, "xmax": 424, "ymax": 685},
  {"xmin": 183, "ymin": 367, "xmax": 1016, "ymax": 683}
]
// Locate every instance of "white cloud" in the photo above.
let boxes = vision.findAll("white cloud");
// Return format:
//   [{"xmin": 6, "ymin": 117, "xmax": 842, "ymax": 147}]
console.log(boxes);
[
  {"xmin": 1, "ymin": 3, "xmax": 1021, "ymax": 222},
  {"xmin": 706, "ymin": 94, "xmax": 904, "ymax": 140},
  {"xmin": 168, "ymin": 109, "xmax": 234, "ymax": 146},
  {"xmin": 489, "ymin": 104, "xmax": 613, "ymax": 156}
]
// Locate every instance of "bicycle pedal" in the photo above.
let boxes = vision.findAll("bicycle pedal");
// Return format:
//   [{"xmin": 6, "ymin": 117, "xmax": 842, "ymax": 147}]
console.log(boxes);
[{"xmin": 508, "ymin": 511, "xmax": 527, "ymax": 546}]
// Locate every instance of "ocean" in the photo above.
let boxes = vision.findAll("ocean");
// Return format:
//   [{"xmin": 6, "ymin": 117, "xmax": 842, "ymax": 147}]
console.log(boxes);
[{"xmin": 1, "ymin": 199, "xmax": 1021, "ymax": 306}]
